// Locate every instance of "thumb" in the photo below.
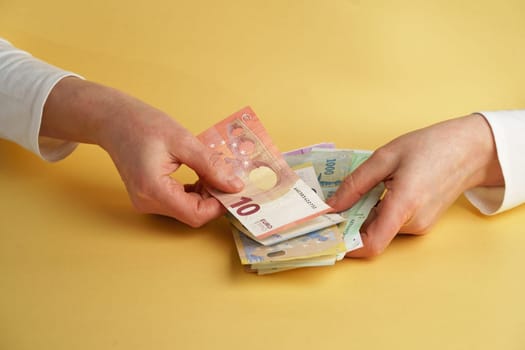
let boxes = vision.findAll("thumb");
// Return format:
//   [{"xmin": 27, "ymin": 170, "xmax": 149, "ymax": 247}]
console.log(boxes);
[
  {"xmin": 177, "ymin": 136, "xmax": 244, "ymax": 193},
  {"xmin": 345, "ymin": 188, "xmax": 410, "ymax": 258}
]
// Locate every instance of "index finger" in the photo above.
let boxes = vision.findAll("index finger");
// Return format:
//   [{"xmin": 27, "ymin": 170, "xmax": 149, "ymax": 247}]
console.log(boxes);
[{"xmin": 327, "ymin": 148, "xmax": 396, "ymax": 211}]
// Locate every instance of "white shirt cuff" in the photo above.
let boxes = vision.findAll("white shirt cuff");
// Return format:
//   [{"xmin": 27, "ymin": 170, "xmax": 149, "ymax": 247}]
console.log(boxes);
[
  {"xmin": 0, "ymin": 38, "xmax": 81, "ymax": 162},
  {"xmin": 464, "ymin": 110, "xmax": 525, "ymax": 215}
]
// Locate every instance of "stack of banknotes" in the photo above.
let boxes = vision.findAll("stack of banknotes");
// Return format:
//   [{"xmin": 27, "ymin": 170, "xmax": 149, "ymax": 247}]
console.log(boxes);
[{"xmin": 198, "ymin": 107, "xmax": 384, "ymax": 274}]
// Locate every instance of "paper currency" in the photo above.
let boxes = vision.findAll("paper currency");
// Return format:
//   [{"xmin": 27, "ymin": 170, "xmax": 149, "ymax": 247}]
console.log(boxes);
[
  {"xmin": 284, "ymin": 148, "xmax": 354, "ymax": 199},
  {"xmin": 284, "ymin": 148, "xmax": 384, "ymax": 254},
  {"xmin": 227, "ymin": 163, "xmax": 345, "ymax": 246},
  {"xmin": 233, "ymin": 224, "xmax": 343, "ymax": 275},
  {"xmin": 252, "ymin": 256, "xmax": 338, "ymax": 275},
  {"xmin": 243, "ymin": 255, "xmax": 338, "ymax": 275},
  {"xmin": 237, "ymin": 147, "xmax": 384, "ymax": 274},
  {"xmin": 232, "ymin": 225, "xmax": 345, "ymax": 265},
  {"xmin": 229, "ymin": 212, "xmax": 345, "ymax": 246},
  {"xmin": 229, "ymin": 151, "xmax": 346, "ymax": 274},
  {"xmin": 208, "ymin": 110, "xmax": 385, "ymax": 274},
  {"xmin": 336, "ymin": 150, "xmax": 384, "ymax": 256},
  {"xmin": 292, "ymin": 163, "xmax": 325, "ymax": 200},
  {"xmin": 198, "ymin": 107, "xmax": 331, "ymax": 238}
]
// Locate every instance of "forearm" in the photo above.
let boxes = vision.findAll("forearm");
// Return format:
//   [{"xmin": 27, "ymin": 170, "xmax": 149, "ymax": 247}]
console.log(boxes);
[
  {"xmin": 41, "ymin": 77, "xmax": 129, "ymax": 149},
  {"xmin": 40, "ymin": 76, "xmax": 182, "ymax": 158}
]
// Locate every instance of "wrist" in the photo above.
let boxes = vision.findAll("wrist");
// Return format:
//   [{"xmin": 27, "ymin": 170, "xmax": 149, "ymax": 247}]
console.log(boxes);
[
  {"xmin": 41, "ymin": 77, "xmax": 110, "ymax": 146},
  {"xmin": 462, "ymin": 113, "xmax": 504, "ymax": 188},
  {"xmin": 41, "ymin": 77, "xmax": 143, "ymax": 151}
]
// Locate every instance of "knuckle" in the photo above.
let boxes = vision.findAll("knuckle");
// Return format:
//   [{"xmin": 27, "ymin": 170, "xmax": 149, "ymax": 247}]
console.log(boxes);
[
  {"xmin": 340, "ymin": 172, "xmax": 356, "ymax": 191},
  {"xmin": 371, "ymin": 145, "xmax": 395, "ymax": 163},
  {"xmin": 407, "ymin": 218, "xmax": 433, "ymax": 235},
  {"xmin": 180, "ymin": 132, "xmax": 198, "ymax": 147},
  {"xmin": 364, "ymin": 241, "xmax": 386, "ymax": 258},
  {"xmin": 185, "ymin": 204, "xmax": 211, "ymax": 228},
  {"xmin": 186, "ymin": 216, "xmax": 206, "ymax": 228},
  {"xmin": 129, "ymin": 186, "xmax": 156, "ymax": 214},
  {"xmin": 400, "ymin": 211, "xmax": 433, "ymax": 234},
  {"xmin": 340, "ymin": 172, "xmax": 365, "ymax": 198},
  {"xmin": 131, "ymin": 199, "xmax": 151, "ymax": 214}
]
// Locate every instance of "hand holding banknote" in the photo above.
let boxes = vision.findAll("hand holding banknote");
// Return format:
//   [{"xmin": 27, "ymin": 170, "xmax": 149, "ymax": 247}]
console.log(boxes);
[
  {"xmin": 327, "ymin": 114, "xmax": 504, "ymax": 258},
  {"xmin": 41, "ymin": 78, "xmax": 244, "ymax": 227},
  {"xmin": 198, "ymin": 107, "xmax": 331, "ymax": 239}
]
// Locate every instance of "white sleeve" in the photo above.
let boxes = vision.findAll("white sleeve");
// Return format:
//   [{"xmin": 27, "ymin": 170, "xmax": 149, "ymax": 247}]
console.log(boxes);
[
  {"xmin": 464, "ymin": 110, "xmax": 525, "ymax": 215},
  {"xmin": 0, "ymin": 38, "xmax": 80, "ymax": 162}
]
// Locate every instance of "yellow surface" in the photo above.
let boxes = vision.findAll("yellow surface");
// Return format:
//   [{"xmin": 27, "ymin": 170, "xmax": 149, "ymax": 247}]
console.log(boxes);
[{"xmin": 2, "ymin": 1, "xmax": 525, "ymax": 349}]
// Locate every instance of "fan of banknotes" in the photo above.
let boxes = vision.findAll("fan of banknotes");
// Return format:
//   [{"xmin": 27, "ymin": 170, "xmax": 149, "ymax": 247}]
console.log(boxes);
[{"xmin": 198, "ymin": 107, "xmax": 384, "ymax": 274}]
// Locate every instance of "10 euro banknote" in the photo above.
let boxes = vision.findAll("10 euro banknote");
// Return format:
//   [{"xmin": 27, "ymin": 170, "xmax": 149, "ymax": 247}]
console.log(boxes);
[{"xmin": 197, "ymin": 107, "xmax": 332, "ymax": 239}]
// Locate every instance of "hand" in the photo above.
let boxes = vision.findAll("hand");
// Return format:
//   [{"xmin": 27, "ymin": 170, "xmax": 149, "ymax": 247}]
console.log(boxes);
[
  {"xmin": 327, "ymin": 114, "xmax": 504, "ymax": 258},
  {"xmin": 100, "ymin": 106, "xmax": 244, "ymax": 227},
  {"xmin": 41, "ymin": 77, "xmax": 243, "ymax": 227}
]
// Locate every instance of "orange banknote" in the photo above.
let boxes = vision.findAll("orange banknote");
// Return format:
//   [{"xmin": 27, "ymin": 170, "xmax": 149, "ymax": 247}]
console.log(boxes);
[{"xmin": 198, "ymin": 107, "xmax": 331, "ymax": 238}]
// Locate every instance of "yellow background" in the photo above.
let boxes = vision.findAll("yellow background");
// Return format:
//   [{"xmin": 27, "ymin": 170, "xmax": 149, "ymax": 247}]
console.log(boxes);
[{"xmin": 2, "ymin": 1, "xmax": 525, "ymax": 349}]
